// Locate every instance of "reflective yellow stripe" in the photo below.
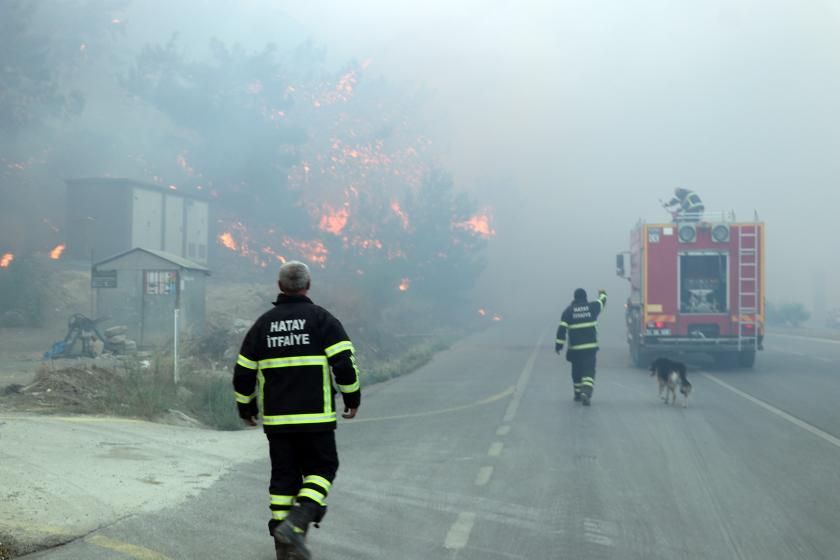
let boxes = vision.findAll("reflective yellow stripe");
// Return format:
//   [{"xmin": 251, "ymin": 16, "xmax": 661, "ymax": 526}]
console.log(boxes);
[
  {"xmin": 237, "ymin": 354, "xmax": 258, "ymax": 370},
  {"xmin": 256, "ymin": 356, "xmax": 335, "ymax": 419},
  {"xmin": 262, "ymin": 412, "xmax": 337, "ymax": 426},
  {"xmin": 337, "ymin": 380, "xmax": 360, "ymax": 393},
  {"xmin": 257, "ymin": 370, "xmax": 265, "ymax": 415},
  {"xmin": 558, "ymin": 321, "xmax": 569, "ymax": 328},
  {"xmin": 686, "ymin": 194, "xmax": 702, "ymax": 208},
  {"xmin": 324, "ymin": 340, "xmax": 354, "ymax": 357},
  {"xmin": 270, "ymin": 495, "xmax": 295, "ymax": 506},
  {"xmin": 259, "ymin": 356, "xmax": 328, "ymax": 369},
  {"xmin": 235, "ymin": 391, "xmax": 256, "ymax": 404},
  {"xmin": 569, "ymin": 342, "xmax": 599, "ymax": 350},
  {"xmin": 323, "ymin": 359, "xmax": 332, "ymax": 415},
  {"xmin": 303, "ymin": 475, "xmax": 332, "ymax": 494},
  {"xmin": 581, "ymin": 380, "xmax": 594, "ymax": 387},
  {"xmin": 568, "ymin": 321, "xmax": 597, "ymax": 329},
  {"xmin": 272, "ymin": 510, "xmax": 289, "ymax": 521},
  {"xmin": 297, "ymin": 488, "xmax": 327, "ymax": 506},
  {"xmin": 350, "ymin": 355, "xmax": 361, "ymax": 384},
  {"xmin": 555, "ymin": 338, "xmax": 566, "ymax": 344}
]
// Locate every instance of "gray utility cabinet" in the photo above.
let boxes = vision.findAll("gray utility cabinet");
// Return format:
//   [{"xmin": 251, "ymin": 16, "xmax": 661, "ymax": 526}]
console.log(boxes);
[
  {"xmin": 67, "ymin": 178, "xmax": 209, "ymax": 265},
  {"xmin": 93, "ymin": 248, "xmax": 209, "ymax": 348}
]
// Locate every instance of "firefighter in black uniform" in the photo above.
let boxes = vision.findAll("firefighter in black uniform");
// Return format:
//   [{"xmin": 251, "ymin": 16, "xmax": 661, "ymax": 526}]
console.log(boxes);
[
  {"xmin": 233, "ymin": 261, "xmax": 361, "ymax": 560},
  {"xmin": 663, "ymin": 187, "xmax": 704, "ymax": 222},
  {"xmin": 555, "ymin": 288, "xmax": 607, "ymax": 406}
]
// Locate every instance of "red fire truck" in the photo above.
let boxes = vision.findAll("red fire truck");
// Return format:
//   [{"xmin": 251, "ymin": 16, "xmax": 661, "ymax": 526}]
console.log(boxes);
[{"xmin": 617, "ymin": 213, "xmax": 765, "ymax": 368}]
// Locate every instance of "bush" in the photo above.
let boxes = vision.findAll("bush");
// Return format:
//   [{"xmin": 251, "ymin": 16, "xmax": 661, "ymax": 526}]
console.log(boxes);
[
  {"xmin": 766, "ymin": 301, "xmax": 810, "ymax": 327},
  {"xmin": 99, "ymin": 356, "xmax": 178, "ymax": 418},
  {"xmin": 186, "ymin": 376, "xmax": 243, "ymax": 431}
]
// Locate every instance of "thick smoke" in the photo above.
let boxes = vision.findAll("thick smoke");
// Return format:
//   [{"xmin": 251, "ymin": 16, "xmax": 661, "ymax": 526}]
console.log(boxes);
[{"xmin": 2, "ymin": 0, "xmax": 839, "ymax": 321}]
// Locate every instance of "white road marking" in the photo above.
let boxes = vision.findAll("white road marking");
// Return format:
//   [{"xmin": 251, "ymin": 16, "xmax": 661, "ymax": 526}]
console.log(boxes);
[
  {"xmin": 475, "ymin": 466, "xmax": 494, "ymax": 486},
  {"xmin": 444, "ymin": 512, "xmax": 476, "ymax": 550},
  {"xmin": 488, "ymin": 442, "xmax": 504, "ymax": 457},
  {"xmin": 503, "ymin": 330, "xmax": 545, "ymax": 423},
  {"xmin": 496, "ymin": 425, "xmax": 510, "ymax": 436},
  {"xmin": 704, "ymin": 373, "xmax": 840, "ymax": 450}
]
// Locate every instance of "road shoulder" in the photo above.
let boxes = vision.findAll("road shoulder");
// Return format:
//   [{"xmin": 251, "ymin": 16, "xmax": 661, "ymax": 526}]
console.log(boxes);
[{"xmin": 0, "ymin": 414, "xmax": 264, "ymax": 557}]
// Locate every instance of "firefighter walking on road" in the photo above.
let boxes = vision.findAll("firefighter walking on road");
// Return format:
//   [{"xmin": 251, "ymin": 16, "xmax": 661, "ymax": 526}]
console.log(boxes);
[
  {"xmin": 233, "ymin": 261, "xmax": 361, "ymax": 560},
  {"xmin": 556, "ymin": 288, "xmax": 607, "ymax": 406}
]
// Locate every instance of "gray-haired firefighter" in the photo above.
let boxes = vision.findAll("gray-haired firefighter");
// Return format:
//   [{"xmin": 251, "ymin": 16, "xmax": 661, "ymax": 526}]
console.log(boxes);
[
  {"xmin": 233, "ymin": 260, "xmax": 361, "ymax": 560},
  {"xmin": 556, "ymin": 288, "xmax": 607, "ymax": 406}
]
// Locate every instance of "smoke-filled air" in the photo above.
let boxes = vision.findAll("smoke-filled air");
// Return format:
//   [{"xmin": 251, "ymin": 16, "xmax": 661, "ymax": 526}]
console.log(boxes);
[{"xmin": 2, "ymin": 2, "xmax": 840, "ymax": 559}]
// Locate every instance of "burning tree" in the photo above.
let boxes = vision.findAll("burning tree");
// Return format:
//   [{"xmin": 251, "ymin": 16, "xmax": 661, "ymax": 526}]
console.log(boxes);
[{"xmin": 126, "ymin": 36, "xmax": 494, "ymax": 307}]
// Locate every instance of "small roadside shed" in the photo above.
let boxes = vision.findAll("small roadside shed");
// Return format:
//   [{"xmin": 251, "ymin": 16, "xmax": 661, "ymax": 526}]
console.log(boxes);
[{"xmin": 92, "ymin": 248, "xmax": 210, "ymax": 347}]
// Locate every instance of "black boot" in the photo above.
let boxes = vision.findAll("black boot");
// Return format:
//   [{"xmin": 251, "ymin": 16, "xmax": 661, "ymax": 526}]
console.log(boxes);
[
  {"xmin": 573, "ymin": 392, "xmax": 581, "ymax": 402},
  {"xmin": 274, "ymin": 540, "xmax": 291, "ymax": 560},
  {"xmin": 273, "ymin": 502, "xmax": 321, "ymax": 560}
]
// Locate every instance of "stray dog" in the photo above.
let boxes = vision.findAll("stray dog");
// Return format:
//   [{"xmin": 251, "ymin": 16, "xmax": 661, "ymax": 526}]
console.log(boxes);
[{"xmin": 649, "ymin": 358, "xmax": 692, "ymax": 407}]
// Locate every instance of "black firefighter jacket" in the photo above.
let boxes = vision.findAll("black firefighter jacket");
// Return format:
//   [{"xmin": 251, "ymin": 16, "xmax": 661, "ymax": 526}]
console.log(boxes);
[
  {"xmin": 233, "ymin": 294, "xmax": 361, "ymax": 433},
  {"xmin": 555, "ymin": 291, "xmax": 607, "ymax": 360}
]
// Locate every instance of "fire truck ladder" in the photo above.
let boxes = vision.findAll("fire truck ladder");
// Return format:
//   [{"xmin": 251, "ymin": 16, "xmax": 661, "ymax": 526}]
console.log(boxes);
[{"xmin": 737, "ymin": 224, "xmax": 759, "ymax": 351}]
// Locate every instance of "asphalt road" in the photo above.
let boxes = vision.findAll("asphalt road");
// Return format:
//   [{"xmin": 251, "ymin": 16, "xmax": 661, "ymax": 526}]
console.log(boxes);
[{"xmin": 22, "ymin": 319, "xmax": 840, "ymax": 559}]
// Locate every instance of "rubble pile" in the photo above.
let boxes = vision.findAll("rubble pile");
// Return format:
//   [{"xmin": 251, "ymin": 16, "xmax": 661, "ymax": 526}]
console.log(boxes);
[
  {"xmin": 104, "ymin": 325, "xmax": 137, "ymax": 354},
  {"xmin": 17, "ymin": 365, "xmax": 119, "ymax": 408}
]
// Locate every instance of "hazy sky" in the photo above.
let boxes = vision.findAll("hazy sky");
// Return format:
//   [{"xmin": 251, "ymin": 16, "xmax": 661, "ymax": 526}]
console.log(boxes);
[
  {"xmin": 42, "ymin": 1, "xmax": 840, "ymax": 314},
  {"xmin": 275, "ymin": 0, "xmax": 840, "ymax": 313}
]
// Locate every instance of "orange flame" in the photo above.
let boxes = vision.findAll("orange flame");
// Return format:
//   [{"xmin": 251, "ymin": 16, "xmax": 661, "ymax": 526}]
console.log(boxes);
[
  {"xmin": 218, "ymin": 232, "xmax": 237, "ymax": 251},
  {"xmin": 0, "ymin": 252, "xmax": 13, "ymax": 268},
  {"xmin": 283, "ymin": 237, "xmax": 328, "ymax": 266},
  {"xmin": 390, "ymin": 201, "xmax": 410, "ymax": 230},
  {"xmin": 353, "ymin": 238, "xmax": 383, "ymax": 250},
  {"xmin": 454, "ymin": 211, "xmax": 496, "ymax": 239},
  {"xmin": 49, "ymin": 243, "xmax": 66, "ymax": 260},
  {"xmin": 478, "ymin": 308, "xmax": 487, "ymax": 316},
  {"xmin": 319, "ymin": 206, "xmax": 349, "ymax": 235},
  {"xmin": 492, "ymin": 314, "xmax": 502, "ymax": 322},
  {"xmin": 261, "ymin": 246, "xmax": 288, "ymax": 264},
  {"xmin": 398, "ymin": 278, "xmax": 410, "ymax": 292}
]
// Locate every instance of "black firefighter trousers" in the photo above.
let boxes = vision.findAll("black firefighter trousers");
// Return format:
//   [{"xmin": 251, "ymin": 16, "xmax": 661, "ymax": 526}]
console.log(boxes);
[
  {"xmin": 568, "ymin": 351, "xmax": 597, "ymax": 398},
  {"xmin": 267, "ymin": 431, "xmax": 339, "ymax": 534}
]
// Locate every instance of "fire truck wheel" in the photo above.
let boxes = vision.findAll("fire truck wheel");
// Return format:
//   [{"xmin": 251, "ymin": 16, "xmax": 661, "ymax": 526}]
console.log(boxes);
[
  {"xmin": 737, "ymin": 350, "xmax": 756, "ymax": 368},
  {"xmin": 630, "ymin": 342, "xmax": 649, "ymax": 368}
]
